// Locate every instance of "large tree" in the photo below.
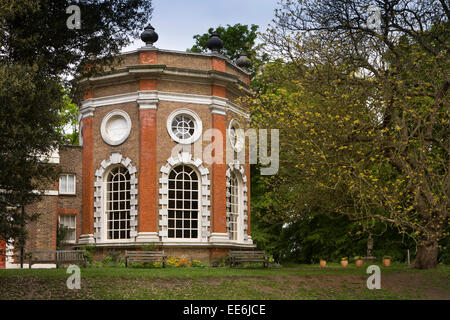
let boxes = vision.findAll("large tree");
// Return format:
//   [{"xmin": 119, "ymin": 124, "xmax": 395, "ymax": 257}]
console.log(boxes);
[
  {"xmin": 251, "ymin": 0, "xmax": 449, "ymax": 269},
  {"xmin": 0, "ymin": 0, "xmax": 153, "ymax": 256}
]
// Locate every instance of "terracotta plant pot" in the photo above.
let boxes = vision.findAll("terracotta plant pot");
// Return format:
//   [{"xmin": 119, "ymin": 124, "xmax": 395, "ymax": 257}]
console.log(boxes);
[
  {"xmin": 355, "ymin": 259, "xmax": 364, "ymax": 267},
  {"xmin": 341, "ymin": 260, "xmax": 348, "ymax": 267},
  {"xmin": 383, "ymin": 258, "xmax": 391, "ymax": 267},
  {"xmin": 320, "ymin": 260, "xmax": 327, "ymax": 267}
]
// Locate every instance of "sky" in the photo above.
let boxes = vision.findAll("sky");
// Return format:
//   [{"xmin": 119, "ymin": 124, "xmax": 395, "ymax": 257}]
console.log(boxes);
[{"xmin": 122, "ymin": 0, "xmax": 279, "ymax": 52}]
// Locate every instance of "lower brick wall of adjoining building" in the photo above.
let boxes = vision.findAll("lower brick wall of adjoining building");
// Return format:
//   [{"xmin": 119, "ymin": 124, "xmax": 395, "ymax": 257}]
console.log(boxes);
[
  {"xmin": 24, "ymin": 196, "xmax": 58, "ymax": 254},
  {"xmin": 86, "ymin": 246, "xmax": 243, "ymax": 265}
]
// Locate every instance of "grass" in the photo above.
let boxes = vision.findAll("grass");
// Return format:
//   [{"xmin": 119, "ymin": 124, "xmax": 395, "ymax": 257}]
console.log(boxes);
[{"xmin": 0, "ymin": 263, "xmax": 449, "ymax": 300}]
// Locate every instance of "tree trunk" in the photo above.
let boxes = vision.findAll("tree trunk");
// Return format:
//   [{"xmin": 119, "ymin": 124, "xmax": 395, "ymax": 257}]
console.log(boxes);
[{"xmin": 412, "ymin": 241, "xmax": 438, "ymax": 269}]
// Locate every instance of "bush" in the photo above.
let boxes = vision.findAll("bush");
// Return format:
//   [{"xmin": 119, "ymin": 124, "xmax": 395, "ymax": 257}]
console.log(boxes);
[
  {"xmin": 211, "ymin": 256, "xmax": 228, "ymax": 267},
  {"xmin": 80, "ymin": 245, "xmax": 96, "ymax": 264},
  {"xmin": 253, "ymin": 212, "xmax": 417, "ymax": 264},
  {"xmin": 191, "ymin": 260, "xmax": 207, "ymax": 268},
  {"xmin": 140, "ymin": 243, "xmax": 157, "ymax": 251},
  {"xmin": 109, "ymin": 251, "xmax": 121, "ymax": 263}
]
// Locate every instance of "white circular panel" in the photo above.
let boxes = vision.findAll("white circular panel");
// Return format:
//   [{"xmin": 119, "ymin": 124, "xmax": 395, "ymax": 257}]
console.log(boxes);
[{"xmin": 101, "ymin": 110, "xmax": 132, "ymax": 146}]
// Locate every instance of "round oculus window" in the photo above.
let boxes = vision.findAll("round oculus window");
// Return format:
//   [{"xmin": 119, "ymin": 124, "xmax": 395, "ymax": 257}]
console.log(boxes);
[
  {"xmin": 166, "ymin": 109, "xmax": 202, "ymax": 144},
  {"xmin": 101, "ymin": 110, "xmax": 132, "ymax": 146}
]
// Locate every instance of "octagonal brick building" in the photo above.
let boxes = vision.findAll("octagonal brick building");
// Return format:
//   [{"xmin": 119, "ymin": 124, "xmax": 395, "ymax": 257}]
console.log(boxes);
[{"xmin": 64, "ymin": 30, "xmax": 255, "ymax": 262}]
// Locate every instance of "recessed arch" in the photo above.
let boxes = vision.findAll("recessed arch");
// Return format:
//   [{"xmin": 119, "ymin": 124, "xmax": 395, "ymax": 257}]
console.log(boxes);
[
  {"xmin": 226, "ymin": 160, "xmax": 249, "ymax": 241},
  {"xmin": 94, "ymin": 152, "xmax": 138, "ymax": 242},
  {"xmin": 159, "ymin": 152, "xmax": 210, "ymax": 242}
]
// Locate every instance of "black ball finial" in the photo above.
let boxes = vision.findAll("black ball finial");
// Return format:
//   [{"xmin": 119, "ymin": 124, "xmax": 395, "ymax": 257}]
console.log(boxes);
[
  {"xmin": 236, "ymin": 54, "xmax": 251, "ymax": 69},
  {"xmin": 206, "ymin": 33, "xmax": 224, "ymax": 53},
  {"xmin": 140, "ymin": 24, "xmax": 158, "ymax": 47}
]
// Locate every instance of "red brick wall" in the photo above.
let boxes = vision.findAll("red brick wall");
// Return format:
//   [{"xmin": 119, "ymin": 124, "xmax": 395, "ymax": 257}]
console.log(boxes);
[
  {"xmin": 212, "ymin": 57, "xmax": 226, "ymax": 72},
  {"xmin": 140, "ymin": 51, "xmax": 158, "ymax": 65},
  {"xmin": 81, "ymin": 116, "xmax": 94, "ymax": 236},
  {"xmin": 211, "ymin": 113, "xmax": 227, "ymax": 234},
  {"xmin": 58, "ymin": 146, "xmax": 83, "ymax": 241},
  {"xmin": 139, "ymin": 108, "xmax": 158, "ymax": 233}
]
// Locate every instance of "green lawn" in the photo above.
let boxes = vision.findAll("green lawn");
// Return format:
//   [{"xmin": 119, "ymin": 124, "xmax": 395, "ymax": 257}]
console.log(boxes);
[{"xmin": 1, "ymin": 263, "xmax": 449, "ymax": 300}]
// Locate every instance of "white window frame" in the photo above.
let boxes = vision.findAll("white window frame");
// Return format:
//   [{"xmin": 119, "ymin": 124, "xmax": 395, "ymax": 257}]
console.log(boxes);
[
  {"xmin": 102, "ymin": 165, "xmax": 134, "ymax": 243},
  {"xmin": 227, "ymin": 171, "xmax": 242, "ymax": 242},
  {"xmin": 226, "ymin": 161, "xmax": 249, "ymax": 242},
  {"xmin": 159, "ymin": 152, "xmax": 211, "ymax": 243},
  {"xmin": 93, "ymin": 153, "xmax": 138, "ymax": 243},
  {"xmin": 166, "ymin": 164, "xmax": 201, "ymax": 241},
  {"xmin": 58, "ymin": 215, "xmax": 76, "ymax": 243},
  {"xmin": 166, "ymin": 109, "xmax": 202, "ymax": 145},
  {"xmin": 100, "ymin": 109, "xmax": 132, "ymax": 146},
  {"xmin": 59, "ymin": 174, "xmax": 76, "ymax": 195}
]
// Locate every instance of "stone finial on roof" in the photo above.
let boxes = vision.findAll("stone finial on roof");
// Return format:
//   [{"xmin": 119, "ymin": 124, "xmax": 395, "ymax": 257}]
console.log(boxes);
[{"xmin": 140, "ymin": 24, "xmax": 158, "ymax": 47}]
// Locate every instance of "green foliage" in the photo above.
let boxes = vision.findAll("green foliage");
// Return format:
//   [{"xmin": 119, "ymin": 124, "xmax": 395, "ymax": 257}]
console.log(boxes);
[
  {"xmin": 188, "ymin": 23, "xmax": 268, "ymax": 77},
  {"xmin": 102, "ymin": 255, "xmax": 113, "ymax": 265},
  {"xmin": 56, "ymin": 225, "xmax": 70, "ymax": 250},
  {"xmin": 59, "ymin": 90, "xmax": 79, "ymax": 145},
  {"xmin": 251, "ymin": 0, "xmax": 449, "ymax": 268},
  {"xmin": 189, "ymin": 23, "xmax": 258, "ymax": 61},
  {"xmin": 140, "ymin": 243, "xmax": 157, "ymax": 251},
  {"xmin": 252, "ymin": 210, "xmax": 416, "ymax": 264},
  {"xmin": 0, "ymin": 0, "xmax": 153, "ymax": 246},
  {"xmin": 80, "ymin": 245, "xmax": 96, "ymax": 264},
  {"xmin": 211, "ymin": 256, "xmax": 228, "ymax": 268},
  {"xmin": 0, "ymin": 62, "xmax": 63, "ymax": 243},
  {"xmin": 191, "ymin": 260, "xmax": 207, "ymax": 268},
  {"xmin": 0, "ymin": 0, "xmax": 153, "ymax": 81},
  {"xmin": 100, "ymin": 252, "xmax": 122, "ymax": 267}
]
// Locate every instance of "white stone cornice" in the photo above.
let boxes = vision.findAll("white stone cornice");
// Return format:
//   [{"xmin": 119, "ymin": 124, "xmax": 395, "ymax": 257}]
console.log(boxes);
[
  {"xmin": 79, "ymin": 91, "xmax": 250, "ymax": 118},
  {"xmin": 209, "ymin": 103, "xmax": 227, "ymax": 116},
  {"xmin": 80, "ymin": 104, "xmax": 95, "ymax": 119},
  {"xmin": 137, "ymin": 98, "xmax": 159, "ymax": 110},
  {"xmin": 78, "ymin": 65, "xmax": 251, "ymax": 93}
]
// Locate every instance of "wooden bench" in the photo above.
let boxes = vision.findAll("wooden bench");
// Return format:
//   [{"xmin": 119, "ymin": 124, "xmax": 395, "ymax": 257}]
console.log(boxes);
[
  {"xmin": 29, "ymin": 250, "xmax": 87, "ymax": 269},
  {"xmin": 125, "ymin": 250, "xmax": 167, "ymax": 268},
  {"xmin": 228, "ymin": 250, "xmax": 269, "ymax": 268}
]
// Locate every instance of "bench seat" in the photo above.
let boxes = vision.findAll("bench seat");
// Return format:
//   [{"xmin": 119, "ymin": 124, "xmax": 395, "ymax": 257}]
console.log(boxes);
[
  {"xmin": 29, "ymin": 250, "xmax": 87, "ymax": 268},
  {"xmin": 228, "ymin": 250, "xmax": 269, "ymax": 268},
  {"xmin": 125, "ymin": 250, "xmax": 167, "ymax": 268}
]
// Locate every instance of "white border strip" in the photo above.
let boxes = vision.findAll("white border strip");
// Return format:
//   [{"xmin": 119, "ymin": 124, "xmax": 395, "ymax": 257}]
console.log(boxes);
[{"xmin": 80, "ymin": 91, "xmax": 250, "ymax": 119}]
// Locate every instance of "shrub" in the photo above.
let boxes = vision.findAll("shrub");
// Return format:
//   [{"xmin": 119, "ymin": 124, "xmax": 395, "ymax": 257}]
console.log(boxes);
[
  {"xmin": 140, "ymin": 243, "xmax": 157, "ymax": 251},
  {"xmin": 109, "ymin": 251, "xmax": 121, "ymax": 263},
  {"xmin": 211, "ymin": 256, "xmax": 228, "ymax": 267},
  {"xmin": 191, "ymin": 260, "xmax": 207, "ymax": 268},
  {"xmin": 80, "ymin": 245, "xmax": 96, "ymax": 264},
  {"xmin": 102, "ymin": 255, "xmax": 112, "ymax": 265},
  {"xmin": 176, "ymin": 257, "xmax": 191, "ymax": 268},
  {"xmin": 166, "ymin": 256, "xmax": 180, "ymax": 267}
]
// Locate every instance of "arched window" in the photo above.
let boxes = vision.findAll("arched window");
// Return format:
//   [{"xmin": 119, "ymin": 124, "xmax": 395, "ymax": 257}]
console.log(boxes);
[
  {"xmin": 106, "ymin": 166, "xmax": 131, "ymax": 240},
  {"xmin": 227, "ymin": 171, "xmax": 240, "ymax": 240},
  {"xmin": 168, "ymin": 165, "xmax": 199, "ymax": 239}
]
